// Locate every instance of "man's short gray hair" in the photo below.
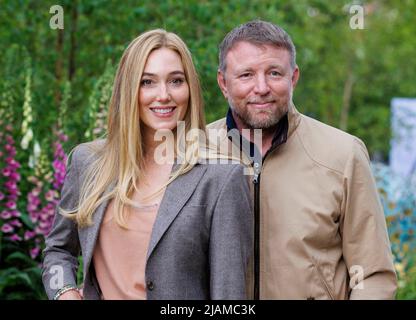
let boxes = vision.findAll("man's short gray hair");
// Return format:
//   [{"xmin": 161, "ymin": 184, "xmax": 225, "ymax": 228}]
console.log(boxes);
[{"xmin": 218, "ymin": 20, "xmax": 296, "ymax": 73}]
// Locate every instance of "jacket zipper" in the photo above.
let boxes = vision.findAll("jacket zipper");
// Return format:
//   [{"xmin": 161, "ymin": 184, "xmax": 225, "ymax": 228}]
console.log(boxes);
[
  {"xmin": 234, "ymin": 113, "xmax": 288, "ymax": 300},
  {"xmin": 253, "ymin": 163, "xmax": 261, "ymax": 300},
  {"xmin": 252, "ymin": 143, "xmax": 277, "ymax": 300}
]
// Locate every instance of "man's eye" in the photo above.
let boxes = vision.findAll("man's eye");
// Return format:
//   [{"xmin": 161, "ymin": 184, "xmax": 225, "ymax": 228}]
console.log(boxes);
[
  {"xmin": 240, "ymin": 73, "xmax": 251, "ymax": 78},
  {"xmin": 141, "ymin": 79, "xmax": 153, "ymax": 86},
  {"xmin": 270, "ymin": 71, "xmax": 281, "ymax": 76}
]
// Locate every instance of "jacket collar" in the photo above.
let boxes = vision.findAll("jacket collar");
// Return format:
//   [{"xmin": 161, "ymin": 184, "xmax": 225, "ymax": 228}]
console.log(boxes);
[
  {"xmin": 287, "ymin": 102, "xmax": 302, "ymax": 139},
  {"xmin": 226, "ymin": 102, "xmax": 301, "ymax": 150}
]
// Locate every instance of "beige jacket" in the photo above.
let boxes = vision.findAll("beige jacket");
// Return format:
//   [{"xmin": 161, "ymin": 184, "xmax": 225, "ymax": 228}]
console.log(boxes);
[{"xmin": 207, "ymin": 105, "xmax": 397, "ymax": 299}]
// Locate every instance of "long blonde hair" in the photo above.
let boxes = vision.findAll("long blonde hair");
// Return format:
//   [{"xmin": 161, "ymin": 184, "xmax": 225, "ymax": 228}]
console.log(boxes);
[{"xmin": 60, "ymin": 29, "xmax": 207, "ymax": 228}]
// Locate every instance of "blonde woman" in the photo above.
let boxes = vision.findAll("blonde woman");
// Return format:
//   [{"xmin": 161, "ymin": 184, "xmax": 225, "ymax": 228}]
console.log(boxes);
[{"xmin": 41, "ymin": 29, "xmax": 253, "ymax": 300}]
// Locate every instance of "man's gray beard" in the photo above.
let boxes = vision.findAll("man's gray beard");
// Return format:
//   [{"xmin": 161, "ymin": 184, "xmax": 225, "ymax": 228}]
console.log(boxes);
[{"xmin": 229, "ymin": 100, "xmax": 289, "ymax": 130}]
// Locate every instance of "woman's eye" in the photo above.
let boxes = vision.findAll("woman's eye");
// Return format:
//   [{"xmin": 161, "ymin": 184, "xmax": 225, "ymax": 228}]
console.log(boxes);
[
  {"xmin": 140, "ymin": 79, "xmax": 153, "ymax": 86},
  {"xmin": 171, "ymin": 78, "xmax": 185, "ymax": 85}
]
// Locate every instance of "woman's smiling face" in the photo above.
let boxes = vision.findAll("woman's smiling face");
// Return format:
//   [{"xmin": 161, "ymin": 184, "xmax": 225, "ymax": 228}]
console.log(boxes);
[{"xmin": 139, "ymin": 47, "xmax": 189, "ymax": 133}]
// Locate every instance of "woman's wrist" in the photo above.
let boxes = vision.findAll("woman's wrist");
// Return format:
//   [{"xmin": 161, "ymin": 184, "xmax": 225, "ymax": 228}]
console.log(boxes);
[{"xmin": 53, "ymin": 284, "xmax": 80, "ymax": 300}]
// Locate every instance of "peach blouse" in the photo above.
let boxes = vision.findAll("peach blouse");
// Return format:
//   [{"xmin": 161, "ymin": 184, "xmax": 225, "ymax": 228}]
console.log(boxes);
[{"xmin": 93, "ymin": 198, "xmax": 159, "ymax": 300}]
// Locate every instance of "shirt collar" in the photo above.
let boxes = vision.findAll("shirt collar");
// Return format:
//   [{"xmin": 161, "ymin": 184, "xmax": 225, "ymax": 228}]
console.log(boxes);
[{"xmin": 226, "ymin": 108, "xmax": 289, "ymax": 153}]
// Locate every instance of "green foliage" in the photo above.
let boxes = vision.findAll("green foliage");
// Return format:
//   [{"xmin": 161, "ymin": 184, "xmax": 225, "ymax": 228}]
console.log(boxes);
[
  {"xmin": 0, "ymin": 1, "xmax": 414, "ymax": 159},
  {"xmin": 84, "ymin": 60, "xmax": 114, "ymax": 140},
  {"xmin": 0, "ymin": 243, "xmax": 46, "ymax": 300},
  {"xmin": 396, "ymin": 253, "xmax": 416, "ymax": 300}
]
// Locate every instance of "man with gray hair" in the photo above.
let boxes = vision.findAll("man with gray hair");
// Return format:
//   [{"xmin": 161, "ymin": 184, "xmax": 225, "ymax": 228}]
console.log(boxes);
[{"xmin": 208, "ymin": 20, "xmax": 397, "ymax": 299}]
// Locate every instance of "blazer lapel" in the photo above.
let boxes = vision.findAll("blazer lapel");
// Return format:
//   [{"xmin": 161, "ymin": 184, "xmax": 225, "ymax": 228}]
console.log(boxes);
[
  {"xmin": 146, "ymin": 164, "xmax": 207, "ymax": 260},
  {"xmin": 81, "ymin": 163, "xmax": 208, "ymax": 270}
]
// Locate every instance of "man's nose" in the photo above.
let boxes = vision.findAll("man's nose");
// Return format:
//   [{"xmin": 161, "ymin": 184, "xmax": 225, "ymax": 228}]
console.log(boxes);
[
  {"xmin": 157, "ymin": 84, "xmax": 170, "ymax": 102},
  {"xmin": 253, "ymin": 74, "xmax": 270, "ymax": 95}
]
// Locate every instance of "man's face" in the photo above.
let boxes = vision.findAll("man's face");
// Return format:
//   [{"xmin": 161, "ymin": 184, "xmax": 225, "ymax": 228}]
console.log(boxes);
[{"xmin": 217, "ymin": 41, "xmax": 299, "ymax": 130}]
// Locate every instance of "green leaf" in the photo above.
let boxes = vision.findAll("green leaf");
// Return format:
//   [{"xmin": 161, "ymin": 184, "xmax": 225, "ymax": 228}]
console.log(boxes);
[
  {"xmin": 5, "ymin": 251, "xmax": 37, "ymax": 266},
  {"xmin": 20, "ymin": 212, "xmax": 35, "ymax": 229},
  {"xmin": 0, "ymin": 267, "xmax": 32, "ymax": 289}
]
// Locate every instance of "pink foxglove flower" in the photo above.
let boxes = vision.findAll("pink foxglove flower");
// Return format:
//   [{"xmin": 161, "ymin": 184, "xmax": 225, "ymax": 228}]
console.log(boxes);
[
  {"xmin": 24, "ymin": 230, "xmax": 36, "ymax": 240},
  {"xmin": 0, "ymin": 211, "xmax": 12, "ymax": 219},
  {"xmin": 1, "ymin": 223, "xmax": 13, "ymax": 233},
  {"xmin": 8, "ymin": 234, "xmax": 22, "ymax": 241},
  {"xmin": 30, "ymin": 247, "xmax": 40, "ymax": 259}
]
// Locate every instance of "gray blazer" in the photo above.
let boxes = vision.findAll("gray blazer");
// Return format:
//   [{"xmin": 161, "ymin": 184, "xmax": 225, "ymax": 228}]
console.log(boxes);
[{"xmin": 42, "ymin": 141, "xmax": 253, "ymax": 300}]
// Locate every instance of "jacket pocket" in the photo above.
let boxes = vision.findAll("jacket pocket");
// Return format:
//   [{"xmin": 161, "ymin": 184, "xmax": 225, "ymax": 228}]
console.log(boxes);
[{"xmin": 312, "ymin": 257, "xmax": 335, "ymax": 300}]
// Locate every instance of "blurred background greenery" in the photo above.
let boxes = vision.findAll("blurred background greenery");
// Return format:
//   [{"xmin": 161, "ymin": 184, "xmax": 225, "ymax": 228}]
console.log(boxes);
[{"xmin": 0, "ymin": 0, "xmax": 415, "ymax": 299}]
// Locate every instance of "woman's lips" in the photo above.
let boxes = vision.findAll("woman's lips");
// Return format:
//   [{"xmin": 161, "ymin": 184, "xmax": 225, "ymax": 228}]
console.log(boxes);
[{"xmin": 150, "ymin": 106, "xmax": 176, "ymax": 118}]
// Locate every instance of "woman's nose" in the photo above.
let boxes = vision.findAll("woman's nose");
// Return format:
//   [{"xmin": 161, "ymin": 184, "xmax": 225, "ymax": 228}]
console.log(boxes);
[{"xmin": 156, "ymin": 84, "xmax": 171, "ymax": 102}]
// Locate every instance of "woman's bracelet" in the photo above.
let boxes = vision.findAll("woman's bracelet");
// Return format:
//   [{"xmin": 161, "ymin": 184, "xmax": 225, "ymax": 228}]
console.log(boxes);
[{"xmin": 53, "ymin": 284, "xmax": 80, "ymax": 300}]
